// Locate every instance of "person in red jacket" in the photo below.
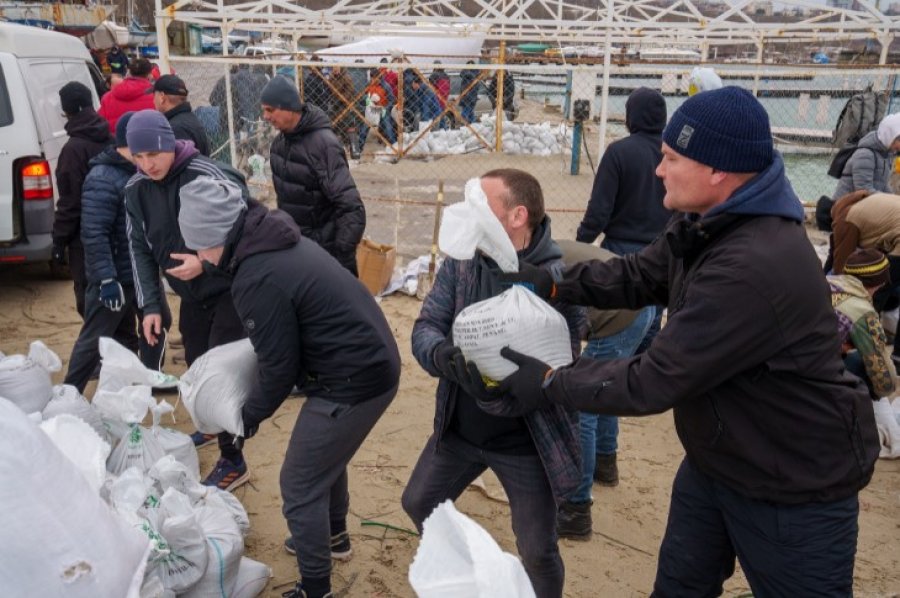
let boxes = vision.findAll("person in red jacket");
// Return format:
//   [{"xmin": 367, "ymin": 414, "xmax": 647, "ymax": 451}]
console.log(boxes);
[{"xmin": 98, "ymin": 58, "xmax": 155, "ymax": 134}]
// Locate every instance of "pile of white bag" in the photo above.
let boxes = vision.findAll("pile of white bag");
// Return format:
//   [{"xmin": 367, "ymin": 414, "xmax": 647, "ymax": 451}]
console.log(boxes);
[
  {"xmin": 386, "ymin": 116, "xmax": 574, "ymax": 157},
  {"xmin": 0, "ymin": 338, "xmax": 271, "ymax": 597}
]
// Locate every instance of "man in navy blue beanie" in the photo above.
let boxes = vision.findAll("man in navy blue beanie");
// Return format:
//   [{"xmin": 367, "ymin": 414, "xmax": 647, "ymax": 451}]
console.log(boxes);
[{"xmin": 472, "ymin": 86, "xmax": 880, "ymax": 595}]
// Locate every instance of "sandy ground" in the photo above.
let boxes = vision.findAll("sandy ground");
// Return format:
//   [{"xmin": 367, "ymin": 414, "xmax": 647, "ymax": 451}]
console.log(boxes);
[{"xmin": 0, "ymin": 247, "xmax": 898, "ymax": 597}]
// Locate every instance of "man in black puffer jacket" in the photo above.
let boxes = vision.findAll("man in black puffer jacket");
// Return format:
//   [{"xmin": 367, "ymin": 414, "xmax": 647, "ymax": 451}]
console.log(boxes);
[
  {"xmin": 150, "ymin": 75, "xmax": 210, "ymax": 156},
  {"xmin": 53, "ymin": 81, "xmax": 113, "ymax": 318},
  {"xmin": 261, "ymin": 75, "xmax": 365, "ymax": 275},
  {"xmin": 493, "ymin": 88, "xmax": 880, "ymax": 596},
  {"xmin": 177, "ymin": 184, "xmax": 399, "ymax": 598}
]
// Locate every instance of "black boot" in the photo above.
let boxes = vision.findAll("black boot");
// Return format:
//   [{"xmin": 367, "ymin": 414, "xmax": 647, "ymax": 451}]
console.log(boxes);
[
  {"xmin": 556, "ymin": 500, "xmax": 592, "ymax": 541},
  {"xmin": 594, "ymin": 453, "xmax": 619, "ymax": 487}
]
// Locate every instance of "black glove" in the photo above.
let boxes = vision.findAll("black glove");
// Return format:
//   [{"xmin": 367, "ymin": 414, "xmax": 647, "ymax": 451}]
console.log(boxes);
[
  {"xmin": 453, "ymin": 353, "xmax": 502, "ymax": 403},
  {"xmin": 489, "ymin": 347, "xmax": 553, "ymax": 416},
  {"xmin": 99, "ymin": 279, "xmax": 125, "ymax": 312},
  {"xmin": 498, "ymin": 262, "xmax": 555, "ymax": 300},
  {"xmin": 51, "ymin": 243, "xmax": 67, "ymax": 266},
  {"xmin": 433, "ymin": 339, "xmax": 464, "ymax": 383},
  {"xmin": 239, "ymin": 408, "xmax": 260, "ymax": 442}
]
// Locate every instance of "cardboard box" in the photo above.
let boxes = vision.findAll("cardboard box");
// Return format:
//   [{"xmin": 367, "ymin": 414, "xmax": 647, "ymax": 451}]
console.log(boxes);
[{"xmin": 356, "ymin": 239, "xmax": 396, "ymax": 295}]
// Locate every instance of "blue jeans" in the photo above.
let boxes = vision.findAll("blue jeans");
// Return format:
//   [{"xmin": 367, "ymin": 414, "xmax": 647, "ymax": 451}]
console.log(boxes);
[
  {"xmin": 601, "ymin": 236, "xmax": 663, "ymax": 354},
  {"xmin": 402, "ymin": 432, "xmax": 563, "ymax": 598},
  {"xmin": 571, "ymin": 305, "xmax": 654, "ymax": 504}
]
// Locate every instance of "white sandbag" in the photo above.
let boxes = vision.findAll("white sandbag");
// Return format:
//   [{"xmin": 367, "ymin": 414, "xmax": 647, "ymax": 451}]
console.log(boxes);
[
  {"xmin": 181, "ymin": 503, "xmax": 244, "ymax": 598},
  {"xmin": 873, "ymin": 397, "xmax": 900, "ymax": 459},
  {"xmin": 150, "ymin": 401, "xmax": 200, "ymax": 479},
  {"xmin": 409, "ymin": 501, "xmax": 535, "ymax": 598},
  {"xmin": 0, "ymin": 397, "xmax": 150, "ymax": 598},
  {"xmin": 452, "ymin": 285, "xmax": 572, "ymax": 381},
  {"xmin": 43, "ymin": 384, "xmax": 110, "ymax": 441},
  {"xmin": 39, "ymin": 414, "xmax": 111, "ymax": 493},
  {"xmin": 232, "ymin": 558, "xmax": 272, "ymax": 598},
  {"xmin": 150, "ymin": 488, "xmax": 209, "ymax": 593},
  {"xmin": 438, "ymin": 178, "xmax": 518, "ymax": 273},
  {"xmin": 107, "ymin": 423, "xmax": 166, "ymax": 476},
  {"xmin": 0, "ymin": 341, "xmax": 61, "ymax": 413},
  {"xmin": 98, "ymin": 337, "xmax": 175, "ymax": 392},
  {"xmin": 179, "ymin": 338, "xmax": 258, "ymax": 436}
]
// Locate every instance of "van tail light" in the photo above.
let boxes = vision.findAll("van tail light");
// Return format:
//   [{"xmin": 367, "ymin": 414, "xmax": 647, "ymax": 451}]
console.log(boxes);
[{"xmin": 21, "ymin": 159, "xmax": 53, "ymax": 200}]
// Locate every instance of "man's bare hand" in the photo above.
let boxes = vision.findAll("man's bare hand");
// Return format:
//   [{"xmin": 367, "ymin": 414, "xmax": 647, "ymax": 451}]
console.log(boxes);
[
  {"xmin": 143, "ymin": 314, "xmax": 163, "ymax": 346},
  {"xmin": 166, "ymin": 253, "xmax": 203, "ymax": 281}
]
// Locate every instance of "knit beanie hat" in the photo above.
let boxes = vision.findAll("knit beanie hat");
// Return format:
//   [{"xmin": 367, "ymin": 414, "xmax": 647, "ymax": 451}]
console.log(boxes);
[
  {"xmin": 115, "ymin": 111, "xmax": 135, "ymax": 148},
  {"xmin": 260, "ymin": 75, "xmax": 302, "ymax": 112},
  {"xmin": 876, "ymin": 113, "xmax": 900, "ymax": 149},
  {"xmin": 844, "ymin": 248, "xmax": 890, "ymax": 288},
  {"xmin": 59, "ymin": 81, "xmax": 93, "ymax": 117},
  {"xmin": 178, "ymin": 176, "xmax": 246, "ymax": 250},
  {"xmin": 663, "ymin": 86, "xmax": 773, "ymax": 173},
  {"xmin": 126, "ymin": 109, "xmax": 176, "ymax": 154}
]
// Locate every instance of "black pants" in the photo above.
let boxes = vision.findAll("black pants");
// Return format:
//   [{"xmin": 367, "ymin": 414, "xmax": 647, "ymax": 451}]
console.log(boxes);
[
  {"xmin": 68, "ymin": 243, "xmax": 87, "ymax": 319},
  {"xmin": 652, "ymin": 459, "xmax": 858, "ymax": 597},
  {"xmin": 64, "ymin": 282, "xmax": 172, "ymax": 393},
  {"xmin": 179, "ymin": 292, "xmax": 247, "ymax": 462}
]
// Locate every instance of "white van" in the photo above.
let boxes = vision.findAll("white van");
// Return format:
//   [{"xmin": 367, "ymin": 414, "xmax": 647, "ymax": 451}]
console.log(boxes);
[{"xmin": 0, "ymin": 23, "xmax": 106, "ymax": 266}]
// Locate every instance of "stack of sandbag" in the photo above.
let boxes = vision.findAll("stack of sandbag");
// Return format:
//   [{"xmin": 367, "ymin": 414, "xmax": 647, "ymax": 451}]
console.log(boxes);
[
  {"xmin": 93, "ymin": 385, "xmax": 166, "ymax": 475},
  {"xmin": 42, "ymin": 383, "xmax": 110, "ymax": 443},
  {"xmin": 179, "ymin": 338, "xmax": 258, "ymax": 437},
  {"xmin": 0, "ymin": 340, "xmax": 61, "ymax": 413},
  {"xmin": 0, "ymin": 397, "xmax": 150, "ymax": 597},
  {"xmin": 150, "ymin": 400, "xmax": 200, "ymax": 479}
]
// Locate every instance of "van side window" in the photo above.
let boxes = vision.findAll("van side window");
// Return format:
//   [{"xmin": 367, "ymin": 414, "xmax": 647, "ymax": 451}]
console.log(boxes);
[
  {"xmin": 86, "ymin": 60, "xmax": 108, "ymax": 98},
  {"xmin": 0, "ymin": 64, "xmax": 12, "ymax": 127}
]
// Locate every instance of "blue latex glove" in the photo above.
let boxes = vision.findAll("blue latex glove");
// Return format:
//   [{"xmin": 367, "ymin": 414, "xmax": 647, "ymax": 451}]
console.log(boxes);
[{"xmin": 99, "ymin": 279, "xmax": 125, "ymax": 312}]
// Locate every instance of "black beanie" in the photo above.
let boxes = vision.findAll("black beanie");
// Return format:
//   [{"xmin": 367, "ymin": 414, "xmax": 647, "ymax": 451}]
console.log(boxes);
[
  {"xmin": 260, "ymin": 75, "xmax": 302, "ymax": 112},
  {"xmin": 115, "ymin": 111, "xmax": 135, "ymax": 148},
  {"xmin": 59, "ymin": 81, "xmax": 93, "ymax": 117}
]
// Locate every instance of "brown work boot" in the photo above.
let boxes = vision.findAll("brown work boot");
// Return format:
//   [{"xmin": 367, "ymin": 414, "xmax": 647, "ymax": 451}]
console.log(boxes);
[
  {"xmin": 594, "ymin": 453, "xmax": 619, "ymax": 487},
  {"xmin": 556, "ymin": 500, "xmax": 592, "ymax": 541}
]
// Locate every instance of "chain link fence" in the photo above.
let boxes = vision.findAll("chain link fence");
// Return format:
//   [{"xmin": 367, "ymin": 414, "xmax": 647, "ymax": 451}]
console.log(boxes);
[{"xmin": 173, "ymin": 55, "xmax": 900, "ymax": 262}]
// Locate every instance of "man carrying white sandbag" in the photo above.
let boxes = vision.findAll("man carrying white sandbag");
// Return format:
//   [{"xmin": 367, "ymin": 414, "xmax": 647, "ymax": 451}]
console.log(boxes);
[
  {"xmin": 177, "ymin": 180, "xmax": 401, "ymax": 598},
  {"xmin": 404, "ymin": 169, "xmax": 584, "ymax": 598},
  {"xmin": 492, "ymin": 88, "xmax": 880, "ymax": 595}
]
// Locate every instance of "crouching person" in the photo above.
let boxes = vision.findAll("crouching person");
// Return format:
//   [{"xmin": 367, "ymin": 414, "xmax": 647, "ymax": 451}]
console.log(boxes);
[{"xmin": 177, "ymin": 180, "xmax": 401, "ymax": 598}]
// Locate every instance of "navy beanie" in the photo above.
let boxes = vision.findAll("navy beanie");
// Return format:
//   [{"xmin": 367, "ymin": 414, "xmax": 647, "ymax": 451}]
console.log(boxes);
[
  {"xmin": 115, "ymin": 111, "xmax": 135, "ymax": 148},
  {"xmin": 663, "ymin": 86, "xmax": 773, "ymax": 173},
  {"xmin": 59, "ymin": 81, "xmax": 93, "ymax": 117},
  {"xmin": 126, "ymin": 109, "xmax": 176, "ymax": 154},
  {"xmin": 260, "ymin": 75, "xmax": 302, "ymax": 112}
]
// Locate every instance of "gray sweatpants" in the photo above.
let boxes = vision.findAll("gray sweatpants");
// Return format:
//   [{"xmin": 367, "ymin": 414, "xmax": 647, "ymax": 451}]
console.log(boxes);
[{"xmin": 280, "ymin": 384, "xmax": 397, "ymax": 582}]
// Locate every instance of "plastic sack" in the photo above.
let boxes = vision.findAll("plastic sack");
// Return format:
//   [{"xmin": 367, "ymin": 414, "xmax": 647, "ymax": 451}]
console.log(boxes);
[
  {"xmin": 409, "ymin": 500, "xmax": 535, "ymax": 598},
  {"xmin": 438, "ymin": 178, "xmax": 518, "ymax": 273},
  {"xmin": 232, "ymin": 557, "xmax": 272, "ymax": 598},
  {"xmin": 43, "ymin": 384, "xmax": 110, "ymax": 442},
  {"xmin": 179, "ymin": 339, "xmax": 258, "ymax": 436},
  {"xmin": 149, "ymin": 488, "xmax": 209, "ymax": 593},
  {"xmin": 0, "ymin": 397, "xmax": 150, "ymax": 598},
  {"xmin": 0, "ymin": 340, "xmax": 61, "ymax": 413},
  {"xmin": 181, "ymin": 503, "xmax": 244, "ymax": 598},
  {"xmin": 873, "ymin": 397, "xmax": 900, "ymax": 459},
  {"xmin": 39, "ymin": 414, "xmax": 111, "ymax": 493},
  {"xmin": 150, "ymin": 401, "xmax": 200, "ymax": 479},
  {"xmin": 98, "ymin": 337, "xmax": 175, "ymax": 392},
  {"xmin": 452, "ymin": 285, "xmax": 572, "ymax": 381}
]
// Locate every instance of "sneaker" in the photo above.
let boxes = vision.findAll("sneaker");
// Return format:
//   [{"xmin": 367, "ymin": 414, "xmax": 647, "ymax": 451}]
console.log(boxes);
[
  {"xmin": 284, "ymin": 531, "xmax": 353, "ymax": 562},
  {"xmin": 201, "ymin": 458, "xmax": 249, "ymax": 492},
  {"xmin": 190, "ymin": 431, "xmax": 217, "ymax": 448},
  {"xmin": 281, "ymin": 582, "xmax": 332, "ymax": 598},
  {"xmin": 594, "ymin": 453, "xmax": 619, "ymax": 487},
  {"xmin": 556, "ymin": 500, "xmax": 592, "ymax": 541}
]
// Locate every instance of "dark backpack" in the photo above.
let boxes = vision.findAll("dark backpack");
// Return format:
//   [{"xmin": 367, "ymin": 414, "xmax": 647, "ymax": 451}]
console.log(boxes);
[
  {"xmin": 832, "ymin": 84, "xmax": 886, "ymax": 147},
  {"xmin": 827, "ymin": 144, "xmax": 875, "ymax": 179}
]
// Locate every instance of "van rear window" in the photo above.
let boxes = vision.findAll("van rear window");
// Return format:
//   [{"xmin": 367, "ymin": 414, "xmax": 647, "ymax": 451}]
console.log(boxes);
[{"xmin": 0, "ymin": 65, "xmax": 11, "ymax": 127}]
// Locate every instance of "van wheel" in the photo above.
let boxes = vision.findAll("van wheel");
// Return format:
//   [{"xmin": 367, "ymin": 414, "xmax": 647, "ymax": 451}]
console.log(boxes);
[{"xmin": 48, "ymin": 260, "xmax": 71, "ymax": 280}]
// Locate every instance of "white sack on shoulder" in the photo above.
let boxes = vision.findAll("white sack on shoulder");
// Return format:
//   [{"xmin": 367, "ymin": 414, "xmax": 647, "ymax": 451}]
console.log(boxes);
[
  {"xmin": 438, "ymin": 178, "xmax": 518, "ymax": 273},
  {"xmin": 409, "ymin": 500, "xmax": 535, "ymax": 598},
  {"xmin": 452, "ymin": 285, "xmax": 572, "ymax": 380},
  {"xmin": 179, "ymin": 339, "xmax": 258, "ymax": 436},
  {"xmin": 0, "ymin": 340, "xmax": 61, "ymax": 413}
]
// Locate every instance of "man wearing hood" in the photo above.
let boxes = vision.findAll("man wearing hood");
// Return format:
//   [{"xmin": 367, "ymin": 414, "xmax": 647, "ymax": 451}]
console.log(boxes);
[
  {"xmin": 403, "ymin": 169, "xmax": 585, "ymax": 598},
  {"xmin": 176, "ymin": 182, "xmax": 400, "ymax": 598},
  {"xmin": 487, "ymin": 88, "xmax": 880, "ymax": 595},
  {"xmin": 831, "ymin": 112, "xmax": 900, "ymax": 201},
  {"xmin": 262, "ymin": 75, "xmax": 365, "ymax": 276},
  {"xmin": 98, "ymin": 58, "xmax": 155, "ymax": 134},
  {"xmin": 53, "ymin": 81, "xmax": 113, "ymax": 319},
  {"xmin": 124, "ymin": 110, "xmax": 250, "ymax": 491}
]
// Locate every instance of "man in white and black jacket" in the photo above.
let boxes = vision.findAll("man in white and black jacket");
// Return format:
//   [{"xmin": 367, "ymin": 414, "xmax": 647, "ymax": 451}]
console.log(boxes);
[{"xmin": 177, "ymin": 180, "xmax": 400, "ymax": 598}]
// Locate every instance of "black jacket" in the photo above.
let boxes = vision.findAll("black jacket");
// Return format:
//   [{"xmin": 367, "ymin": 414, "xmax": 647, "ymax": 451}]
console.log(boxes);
[
  {"xmin": 124, "ymin": 141, "xmax": 250, "ymax": 314},
  {"xmin": 269, "ymin": 103, "xmax": 365, "ymax": 274},
  {"xmin": 576, "ymin": 88, "xmax": 670, "ymax": 246},
  {"xmin": 53, "ymin": 108, "xmax": 113, "ymax": 247},
  {"xmin": 165, "ymin": 102, "xmax": 210, "ymax": 156},
  {"xmin": 224, "ymin": 200, "xmax": 400, "ymax": 425},
  {"xmin": 550, "ymin": 154, "xmax": 879, "ymax": 504},
  {"xmin": 81, "ymin": 147, "xmax": 135, "ymax": 284}
]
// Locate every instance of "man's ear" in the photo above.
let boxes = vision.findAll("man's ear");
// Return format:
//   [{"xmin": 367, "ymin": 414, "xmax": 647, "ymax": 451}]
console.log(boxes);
[{"xmin": 512, "ymin": 204, "xmax": 530, "ymax": 228}]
